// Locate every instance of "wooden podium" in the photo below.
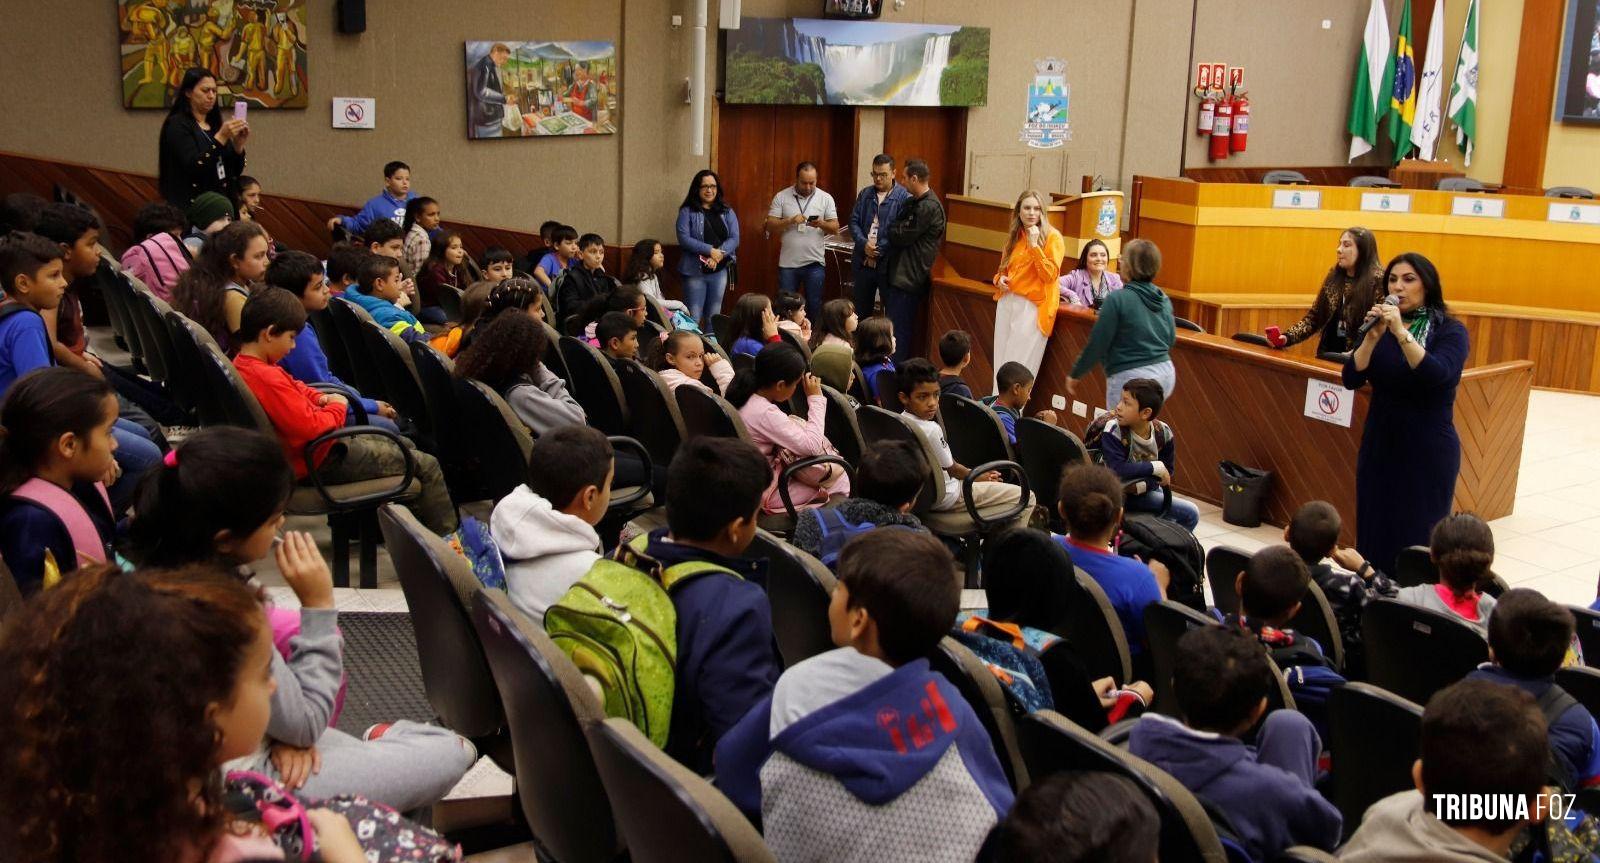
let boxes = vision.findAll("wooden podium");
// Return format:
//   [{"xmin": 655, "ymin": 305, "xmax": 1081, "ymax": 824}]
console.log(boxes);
[
  {"xmin": 1052, "ymin": 190, "xmax": 1124, "ymax": 266},
  {"xmin": 1390, "ymin": 159, "xmax": 1464, "ymax": 190}
]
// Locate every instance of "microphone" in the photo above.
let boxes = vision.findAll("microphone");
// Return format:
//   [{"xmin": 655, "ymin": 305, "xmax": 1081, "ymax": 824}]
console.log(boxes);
[{"xmin": 1357, "ymin": 294, "xmax": 1401, "ymax": 339}]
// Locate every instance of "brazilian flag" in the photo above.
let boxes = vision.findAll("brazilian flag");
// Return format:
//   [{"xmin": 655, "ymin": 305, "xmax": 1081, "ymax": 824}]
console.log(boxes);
[{"xmin": 1387, "ymin": 0, "xmax": 1418, "ymax": 164}]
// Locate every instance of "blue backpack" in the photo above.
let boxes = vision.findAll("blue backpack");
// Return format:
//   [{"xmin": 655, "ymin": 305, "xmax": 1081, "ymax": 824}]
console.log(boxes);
[
  {"xmin": 447, "ymin": 516, "xmax": 507, "ymax": 591},
  {"xmin": 806, "ymin": 508, "xmax": 915, "ymax": 570},
  {"xmin": 950, "ymin": 615, "xmax": 1061, "ymax": 715}
]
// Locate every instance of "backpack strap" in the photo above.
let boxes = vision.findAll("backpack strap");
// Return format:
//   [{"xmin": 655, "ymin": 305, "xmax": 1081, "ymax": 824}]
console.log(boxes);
[
  {"xmin": 10, "ymin": 479, "xmax": 112, "ymax": 568},
  {"xmin": 962, "ymin": 615, "xmax": 1028, "ymax": 651},
  {"xmin": 1539, "ymin": 684, "xmax": 1580, "ymax": 727},
  {"xmin": 662, "ymin": 560, "xmax": 741, "ymax": 593},
  {"xmin": 0, "ymin": 301, "xmax": 37, "ymax": 323}
]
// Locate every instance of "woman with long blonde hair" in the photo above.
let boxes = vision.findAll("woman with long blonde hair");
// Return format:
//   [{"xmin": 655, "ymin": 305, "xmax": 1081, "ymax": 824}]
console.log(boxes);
[{"xmin": 990, "ymin": 189, "xmax": 1066, "ymax": 393}]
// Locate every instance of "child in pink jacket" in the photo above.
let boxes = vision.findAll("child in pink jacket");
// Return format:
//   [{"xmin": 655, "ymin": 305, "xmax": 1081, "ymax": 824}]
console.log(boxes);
[
  {"xmin": 726, "ymin": 342, "xmax": 849, "ymax": 513},
  {"xmin": 655, "ymin": 330, "xmax": 735, "ymax": 394}
]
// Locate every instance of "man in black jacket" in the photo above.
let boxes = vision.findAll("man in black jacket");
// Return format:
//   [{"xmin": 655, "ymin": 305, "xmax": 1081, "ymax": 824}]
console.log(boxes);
[{"xmin": 884, "ymin": 159, "xmax": 945, "ymax": 362}]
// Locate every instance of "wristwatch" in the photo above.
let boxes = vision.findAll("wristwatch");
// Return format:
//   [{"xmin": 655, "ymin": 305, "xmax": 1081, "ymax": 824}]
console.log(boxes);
[{"xmin": 1357, "ymin": 561, "xmax": 1373, "ymax": 579}]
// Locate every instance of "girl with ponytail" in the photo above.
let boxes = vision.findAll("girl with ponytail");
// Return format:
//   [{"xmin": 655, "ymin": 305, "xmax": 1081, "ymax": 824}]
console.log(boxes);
[
  {"xmin": 0, "ymin": 367, "xmax": 120, "ymax": 594},
  {"xmin": 726, "ymin": 342, "xmax": 849, "ymax": 513}
]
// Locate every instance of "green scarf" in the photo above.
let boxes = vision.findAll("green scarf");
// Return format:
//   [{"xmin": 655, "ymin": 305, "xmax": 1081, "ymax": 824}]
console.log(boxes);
[{"xmin": 1402, "ymin": 309, "xmax": 1434, "ymax": 346}]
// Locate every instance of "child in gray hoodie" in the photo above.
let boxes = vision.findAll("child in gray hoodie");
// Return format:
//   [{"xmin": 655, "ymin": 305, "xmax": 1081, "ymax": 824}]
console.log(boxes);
[{"xmin": 491, "ymin": 427, "xmax": 614, "ymax": 624}]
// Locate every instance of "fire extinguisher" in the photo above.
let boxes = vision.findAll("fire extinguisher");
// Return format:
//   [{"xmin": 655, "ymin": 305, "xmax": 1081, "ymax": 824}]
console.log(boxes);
[
  {"xmin": 1231, "ymin": 93, "xmax": 1250, "ymax": 154},
  {"xmin": 1209, "ymin": 96, "xmax": 1233, "ymax": 161},
  {"xmin": 1196, "ymin": 89, "xmax": 1216, "ymax": 136}
]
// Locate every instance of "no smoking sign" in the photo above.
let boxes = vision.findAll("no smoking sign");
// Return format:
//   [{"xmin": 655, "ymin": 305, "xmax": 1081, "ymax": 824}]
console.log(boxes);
[
  {"xmin": 332, "ymin": 97, "xmax": 376, "ymax": 130},
  {"xmin": 1304, "ymin": 380, "xmax": 1354, "ymax": 428}
]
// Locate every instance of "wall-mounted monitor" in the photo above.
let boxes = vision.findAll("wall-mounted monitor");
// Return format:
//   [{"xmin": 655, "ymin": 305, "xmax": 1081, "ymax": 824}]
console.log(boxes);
[
  {"xmin": 1555, "ymin": 0, "xmax": 1599, "ymax": 124},
  {"xmin": 823, "ymin": 0, "xmax": 882, "ymax": 20},
  {"xmin": 725, "ymin": 18, "xmax": 989, "ymax": 107}
]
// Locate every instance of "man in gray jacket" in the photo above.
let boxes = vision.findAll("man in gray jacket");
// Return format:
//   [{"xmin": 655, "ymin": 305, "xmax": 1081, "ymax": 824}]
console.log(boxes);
[{"xmin": 884, "ymin": 159, "xmax": 945, "ymax": 362}]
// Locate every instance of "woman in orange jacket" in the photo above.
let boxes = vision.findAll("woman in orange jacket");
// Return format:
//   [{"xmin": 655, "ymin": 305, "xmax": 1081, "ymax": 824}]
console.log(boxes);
[{"xmin": 991, "ymin": 189, "xmax": 1065, "ymax": 393}]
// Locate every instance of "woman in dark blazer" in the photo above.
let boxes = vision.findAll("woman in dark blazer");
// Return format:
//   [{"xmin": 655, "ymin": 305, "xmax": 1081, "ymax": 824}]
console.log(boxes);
[
  {"xmin": 158, "ymin": 68, "xmax": 248, "ymax": 208},
  {"xmin": 1342, "ymin": 252, "xmax": 1469, "ymax": 574}
]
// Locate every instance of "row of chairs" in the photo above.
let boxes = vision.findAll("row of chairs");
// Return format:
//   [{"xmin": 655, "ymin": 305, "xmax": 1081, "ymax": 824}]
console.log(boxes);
[{"xmin": 1264, "ymin": 170, "xmax": 1593, "ymax": 198}]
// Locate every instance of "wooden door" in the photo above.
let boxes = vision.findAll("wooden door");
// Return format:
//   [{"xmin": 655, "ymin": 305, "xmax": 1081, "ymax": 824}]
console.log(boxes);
[
  {"xmin": 715, "ymin": 104, "xmax": 857, "ymax": 300},
  {"xmin": 883, "ymin": 107, "xmax": 968, "ymax": 203}
]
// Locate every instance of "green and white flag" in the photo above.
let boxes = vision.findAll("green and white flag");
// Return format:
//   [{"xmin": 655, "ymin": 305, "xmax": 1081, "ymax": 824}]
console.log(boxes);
[
  {"xmin": 1348, "ymin": 0, "xmax": 1393, "ymax": 161},
  {"xmin": 1447, "ymin": 0, "xmax": 1479, "ymax": 165},
  {"xmin": 1411, "ymin": 0, "xmax": 1447, "ymax": 160}
]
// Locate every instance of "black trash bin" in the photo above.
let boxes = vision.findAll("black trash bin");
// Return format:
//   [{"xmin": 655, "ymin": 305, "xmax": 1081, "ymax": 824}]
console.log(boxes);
[{"xmin": 1218, "ymin": 460, "xmax": 1272, "ymax": 528}]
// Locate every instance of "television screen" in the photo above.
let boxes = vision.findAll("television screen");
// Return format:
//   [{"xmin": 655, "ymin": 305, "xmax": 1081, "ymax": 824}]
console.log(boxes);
[
  {"xmin": 1556, "ymin": 0, "xmax": 1600, "ymax": 123},
  {"xmin": 823, "ymin": 0, "xmax": 882, "ymax": 20},
  {"xmin": 725, "ymin": 18, "xmax": 989, "ymax": 107}
]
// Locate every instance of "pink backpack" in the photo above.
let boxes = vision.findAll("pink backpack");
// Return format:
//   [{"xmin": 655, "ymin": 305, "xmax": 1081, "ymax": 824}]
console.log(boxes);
[
  {"xmin": 267, "ymin": 606, "xmax": 348, "ymax": 727},
  {"xmin": 10, "ymin": 478, "xmax": 113, "ymax": 576},
  {"xmin": 119, "ymin": 232, "xmax": 191, "ymax": 301}
]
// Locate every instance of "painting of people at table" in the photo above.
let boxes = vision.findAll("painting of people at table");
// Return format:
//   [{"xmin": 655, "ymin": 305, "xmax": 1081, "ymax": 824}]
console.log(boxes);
[
  {"xmin": 119, "ymin": 0, "xmax": 308, "ymax": 109},
  {"xmin": 464, "ymin": 40, "xmax": 618, "ymax": 139}
]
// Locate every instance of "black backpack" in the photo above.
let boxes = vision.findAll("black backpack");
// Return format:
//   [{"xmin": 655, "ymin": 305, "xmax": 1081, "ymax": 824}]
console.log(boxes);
[{"xmin": 1116, "ymin": 513, "xmax": 1205, "ymax": 609}]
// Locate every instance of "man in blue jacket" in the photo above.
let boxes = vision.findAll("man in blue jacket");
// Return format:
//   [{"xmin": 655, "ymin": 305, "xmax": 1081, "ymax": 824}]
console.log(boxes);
[
  {"xmin": 642, "ymin": 437, "xmax": 781, "ymax": 775},
  {"xmin": 327, "ymin": 161, "xmax": 417, "ymax": 237},
  {"xmin": 848, "ymin": 153, "xmax": 910, "ymax": 317},
  {"xmin": 1128, "ymin": 626, "xmax": 1341, "ymax": 860}
]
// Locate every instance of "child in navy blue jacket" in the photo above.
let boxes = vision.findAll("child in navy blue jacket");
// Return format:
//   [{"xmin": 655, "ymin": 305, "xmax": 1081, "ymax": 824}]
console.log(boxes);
[
  {"xmin": 328, "ymin": 160, "xmax": 416, "ymax": 236},
  {"xmin": 717, "ymin": 529, "xmax": 1013, "ymax": 863},
  {"xmin": 638, "ymin": 436, "xmax": 781, "ymax": 775},
  {"xmin": 1096, "ymin": 377, "xmax": 1199, "ymax": 530},
  {"xmin": 1128, "ymin": 626, "xmax": 1341, "ymax": 860}
]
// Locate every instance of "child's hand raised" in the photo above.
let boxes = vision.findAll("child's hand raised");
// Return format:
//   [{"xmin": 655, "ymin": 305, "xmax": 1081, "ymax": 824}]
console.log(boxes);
[
  {"xmin": 276, "ymin": 531, "xmax": 334, "ymax": 610},
  {"xmin": 761, "ymin": 306, "xmax": 780, "ymax": 339},
  {"xmin": 801, "ymin": 372, "xmax": 822, "ymax": 397}
]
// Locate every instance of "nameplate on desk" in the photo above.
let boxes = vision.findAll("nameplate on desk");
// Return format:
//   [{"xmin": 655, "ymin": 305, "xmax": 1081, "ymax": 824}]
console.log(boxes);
[
  {"xmin": 1304, "ymin": 380, "xmax": 1354, "ymax": 428},
  {"xmin": 1548, "ymin": 202, "xmax": 1600, "ymax": 225},
  {"xmin": 1272, "ymin": 190, "xmax": 1322, "ymax": 210},
  {"xmin": 1451, "ymin": 196, "xmax": 1504, "ymax": 218},
  {"xmin": 1360, "ymin": 192, "xmax": 1412, "ymax": 213}
]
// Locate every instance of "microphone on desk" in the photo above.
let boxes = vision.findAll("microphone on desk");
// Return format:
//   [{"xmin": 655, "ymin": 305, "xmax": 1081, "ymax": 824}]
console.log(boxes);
[{"xmin": 1356, "ymin": 294, "xmax": 1402, "ymax": 340}]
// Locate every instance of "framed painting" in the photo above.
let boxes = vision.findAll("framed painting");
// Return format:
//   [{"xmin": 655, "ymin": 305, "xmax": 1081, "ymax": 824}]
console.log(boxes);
[
  {"xmin": 465, "ymin": 40, "xmax": 618, "ymax": 139},
  {"xmin": 725, "ymin": 18, "xmax": 988, "ymax": 107},
  {"xmin": 119, "ymin": 0, "xmax": 308, "ymax": 109}
]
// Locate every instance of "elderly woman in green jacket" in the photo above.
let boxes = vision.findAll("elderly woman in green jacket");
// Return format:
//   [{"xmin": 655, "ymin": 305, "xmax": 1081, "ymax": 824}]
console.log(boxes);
[{"xmin": 1065, "ymin": 239, "xmax": 1177, "ymax": 409}]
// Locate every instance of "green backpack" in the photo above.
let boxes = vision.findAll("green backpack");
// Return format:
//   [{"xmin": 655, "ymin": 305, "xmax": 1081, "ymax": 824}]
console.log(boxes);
[{"xmin": 543, "ymin": 539, "xmax": 738, "ymax": 747}]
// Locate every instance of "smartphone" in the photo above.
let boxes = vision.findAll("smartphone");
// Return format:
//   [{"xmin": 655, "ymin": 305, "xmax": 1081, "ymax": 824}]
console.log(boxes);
[
  {"xmin": 233, "ymin": 101, "xmax": 248, "ymax": 122},
  {"xmin": 1265, "ymin": 325, "xmax": 1281, "ymax": 344},
  {"xmin": 806, "ymin": 214, "xmax": 820, "ymax": 222}
]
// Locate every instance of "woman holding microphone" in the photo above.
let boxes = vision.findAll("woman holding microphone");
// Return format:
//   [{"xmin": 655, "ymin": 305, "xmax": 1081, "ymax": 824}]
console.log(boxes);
[
  {"xmin": 1342, "ymin": 252, "xmax": 1469, "ymax": 573},
  {"xmin": 990, "ymin": 189, "xmax": 1065, "ymax": 392}
]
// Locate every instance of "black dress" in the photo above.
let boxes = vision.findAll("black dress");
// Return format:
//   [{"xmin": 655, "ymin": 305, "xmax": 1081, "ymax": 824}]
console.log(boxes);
[
  {"xmin": 158, "ymin": 112, "xmax": 245, "ymax": 207},
  {"xmin": 1341, "ymin": 315, "xmax": 1469, "ymax": 574}
]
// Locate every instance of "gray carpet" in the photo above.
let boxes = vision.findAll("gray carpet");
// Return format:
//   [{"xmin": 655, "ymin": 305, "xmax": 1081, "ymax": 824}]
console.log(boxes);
[{"xmin": 334, "ymin": 611, "xmax": 436, "ymax": 737}]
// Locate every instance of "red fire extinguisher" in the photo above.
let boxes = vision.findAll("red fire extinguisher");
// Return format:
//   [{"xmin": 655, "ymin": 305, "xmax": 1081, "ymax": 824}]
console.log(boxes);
[
  {"xmin": 1209, "ymin": 96, "xmax": 1233, "ymax": 161},
  {"xmin": 1197, "ymin": 90, "xmax": 1216, "ymax": 136},
  {"xmin": 1231, "ymin": 94, "xmax": 1251, "ymax": 153}
]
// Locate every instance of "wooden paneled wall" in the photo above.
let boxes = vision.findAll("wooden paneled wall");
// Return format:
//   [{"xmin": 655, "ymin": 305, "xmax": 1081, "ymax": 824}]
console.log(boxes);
[
  {"xmin": 928, "ymin": 275, "xmax": 1530, "ymax": 541},
  {"xmin": 883, "ymin": 108, "xmax": 968, "ymax": 206}
]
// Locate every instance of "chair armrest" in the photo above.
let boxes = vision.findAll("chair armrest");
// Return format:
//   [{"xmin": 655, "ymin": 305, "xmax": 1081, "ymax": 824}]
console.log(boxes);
[
  {"xmin": 961, "ymin": 459, "xmax": 1031, "ymax": 529},
  {"xmin": 306, "ymin": 381, "xmax": 368, "ymax": 425},
  {"xmin": 300, "ymin": 425, "xmax": 416, "ymax": 509},
  {"xmin": 777, "ymin": 454, "xmax": 856, "ymax": 520},
  {"xmin": 606, "ymin": 436, "xmax": 654, "ymax": 511},
  {"xmin": 1098, "ymin": 717, "xmax": 1139, "ymax": 745}
]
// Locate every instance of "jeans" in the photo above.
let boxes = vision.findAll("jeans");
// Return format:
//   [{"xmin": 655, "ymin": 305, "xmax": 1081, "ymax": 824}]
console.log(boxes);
[
  {"xmin": 778, "ymin": 262, "xmax": 826, "ymax": 323},
  {"xmin": 681, "ymin": 268, "xmax": 730, "ymax": 330},
  {"xmin": 415, "ymin": 305, "xmax": 448, "ymax": 326},
  {"xmin": 109, "ymin": 418, "xmax": 162, "ymax": 511},
  {"xmin": 852, "ymin": 262, "xmax": 884, "ymax": 316},
  {"xmin": 1125, "ymin": 486, "xmax": 1200, "ymax": 531},
  {"xmin": 1105, "ymin": 360, "xmax": 1176, "ymax": 412},
  {"xmin": 882, "ymin": 284, "xmax": 922, "ymax": 363}
]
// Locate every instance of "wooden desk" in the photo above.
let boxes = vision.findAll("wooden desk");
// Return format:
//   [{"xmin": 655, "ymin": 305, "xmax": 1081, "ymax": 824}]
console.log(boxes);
[
  {"xmin": 1134, "ymin": 175, "xmax": 1600, "ymax": 313},
  {"xmin": 927, "ymin": 273, "xmax": 1533, "ymax": 541},
  {"xmin": 944, "ymin": 192, "xmax": 1122, "ymax": 287}
]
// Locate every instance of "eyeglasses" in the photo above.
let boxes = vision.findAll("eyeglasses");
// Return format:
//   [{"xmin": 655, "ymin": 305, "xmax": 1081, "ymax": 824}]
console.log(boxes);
[
  {"xmin": 870, "ymin": 171, "xmax": 892, "ymax": 178},
  {"xmin": 699, "ymin": 183, "xmax": 719, "ymax": 190}
]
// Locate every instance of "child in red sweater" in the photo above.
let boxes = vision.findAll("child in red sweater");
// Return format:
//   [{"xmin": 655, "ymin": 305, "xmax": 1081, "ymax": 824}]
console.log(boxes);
[{"xmin": 232, "ymin": 288, "xmax": 458, "ymax": 534}]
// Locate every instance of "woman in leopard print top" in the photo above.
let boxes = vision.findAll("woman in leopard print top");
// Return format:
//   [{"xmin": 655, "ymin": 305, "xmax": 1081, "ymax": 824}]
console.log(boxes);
[{"xmin": 1271, "ymin": 227, "xmax": 1382, "ymax": 355}]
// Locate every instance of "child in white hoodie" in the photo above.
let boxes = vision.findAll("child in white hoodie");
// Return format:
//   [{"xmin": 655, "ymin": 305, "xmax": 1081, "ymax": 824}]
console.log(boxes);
[
  {"xmin": 490, "ymin": 426, "xmax": 614, "ymax": 624},
  {"xmin": 654, "ymin": 329, "xmax": 735, "ymax": 394}
]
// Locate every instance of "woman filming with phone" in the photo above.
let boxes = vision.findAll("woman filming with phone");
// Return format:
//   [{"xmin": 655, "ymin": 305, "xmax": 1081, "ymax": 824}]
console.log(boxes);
[{"xmin": 158, "ymin": 67, "xmax": 250, "ymax": 208}]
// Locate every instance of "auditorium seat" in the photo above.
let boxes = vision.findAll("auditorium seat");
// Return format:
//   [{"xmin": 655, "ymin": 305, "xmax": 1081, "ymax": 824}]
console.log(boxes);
[
  {"xmin": 326, "ymin": 297, "xmax": 390, "ymax": 402},
  {"xmin": 940, "ymin": 392, "xmax": 1015, "ymax": 468},
  {"xmin": 777, "ymin": 327, "xmax": 811, "ymax": 362},
  {"xmin": 1361, "ymin": 598, "xmax": 1487, "ymax": 705},
  {"xmin": 642, "ymin": 294, "xmax": 670, "ymax": 330},
  {"xmin": 1263, "ymin": 170, "xmax": 1310, "ymax": 186},
  {"xmin": 1070, "ymin": 567, "xmax": 1137, "ymax": 686},
  {"xmin": 1203, "ymin": 545, "xmax": 1250, "ymax": 614},
  {"xmin": 1437, "ymin": 177, "xmax": 1488, "ymax": 192},
  {"xmin": 308, "ymin": 307, "xmax": 355, "ymax": 385},
  {"xmin": 710, "ymin": 313, "xmax": 734, "ymax": 348},
  {"xmin": 614, "ymin": 360, "xmax": 687, "ymax": 470},
  {"xmin": 747, "ymin": 530, "xmax": 837, "ymax": 669},
  {"xmin": 587, "ymin": 717, "xmax": 774, "ymax": 863},
  {"xmin": 928, "ymin": 636, "xmax": 1030, "ymax": 791},
  {"xmin": 1174, "ymin": 316, "xmax": 1203, "ymax": 333},
  {"xmin": 540, "ymin": 321, "xmax": 574, "ymax": 390},
  {"xmin": 820, "ymin": 384, "xmax": 865, "ymax": 466},
  {"xmin": 437, "ymin": 285, "xmax": 465, "ymax": 323},
  {"xmin": 1555, "ymin": 666, "xmax": 1600, "ymax": 720},
  {"xmin": 559, "ymin": 338, "xmax": 629, "ymax": 436},
  {"xmin": 1142, "ymin": 600, "xmax": 1222, "ymax": 715},
  {"xmin": 1230, "ymin": 332, "xmax": 1272, "ymax": 347},
  {"xmin": 1014, "ymin": 417, "xmax": 1089, "ymax": 532},
  {"xmin": 377, "ymin": 503, "xmax": 511, "ymax": 772},
  {"xmin": 1349, "ymin": 175, "xmax": 1401, "ymax": 189},
  {"xmin": 472, "ymin": 590, "xmax": 625, "ymax": 863},
  {"xmin": 1392, "ymin": 545, "xmax": 1435, "ymax": 587},
  {"xmin": 1017, "ymin": 709, "xmax": 1235, "ymax": 862},
  {"xmin": 409, "ymin": 342, "xmax": 474, "ymax": 501},
  {"xmin": 1328, "ymin": 682, "xmax": 1422, "ymax": 838},
  {"xmin": 1286, "ymin": 580, "xmax": 1346, "ymax": 673},
  {"xmin": 1570, "ymin": 605, "xmax": 1600, "ymax": 668},
  {"xmin": 359, "ymin": 319, "xmax": 434, "ymax": 448},
  {"xmin": 1546, "ymin": 186, "xmax": 1594, "ymax": 199}
]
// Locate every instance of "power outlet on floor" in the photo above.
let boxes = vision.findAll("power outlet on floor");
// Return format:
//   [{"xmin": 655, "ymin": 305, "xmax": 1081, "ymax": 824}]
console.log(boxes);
[
  {"xmin": 1072, "ymin": 400, "xmax": 1088, "ymax": 417},
  {"xmin": 1051, "ymin": 394, "xmax": 1067, "ymax": 410}
]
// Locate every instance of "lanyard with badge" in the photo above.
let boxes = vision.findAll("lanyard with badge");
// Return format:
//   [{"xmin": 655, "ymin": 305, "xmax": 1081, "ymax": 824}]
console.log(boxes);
[{"xmin": 793, "ymin": 190, "xmax": 817, "ymax": 233}]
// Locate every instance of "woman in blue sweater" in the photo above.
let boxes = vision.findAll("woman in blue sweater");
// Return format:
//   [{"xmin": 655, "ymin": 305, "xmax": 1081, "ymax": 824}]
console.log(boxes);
[{"xmin": 675, "ymin": 169, "xmax": 740, "ymax": 329}]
